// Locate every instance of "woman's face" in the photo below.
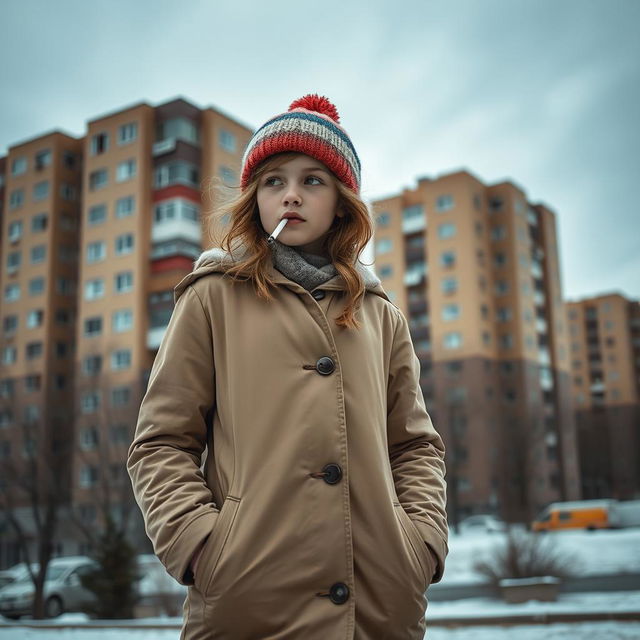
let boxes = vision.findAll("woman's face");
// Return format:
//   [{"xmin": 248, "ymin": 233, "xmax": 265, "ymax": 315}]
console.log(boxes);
[{"xmin": 256, "ymin": 153, "xmax": 344, "ymax": 255}]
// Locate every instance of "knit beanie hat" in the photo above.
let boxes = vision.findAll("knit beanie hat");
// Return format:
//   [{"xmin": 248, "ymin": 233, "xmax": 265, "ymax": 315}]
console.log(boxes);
[{"xmin": 240, "ymin": 94, "xmax": 361, "ymax": 194}]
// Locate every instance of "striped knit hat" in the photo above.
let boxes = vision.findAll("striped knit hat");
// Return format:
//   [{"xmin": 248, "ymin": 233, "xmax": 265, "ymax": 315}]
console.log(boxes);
[{"xmin": 240, "ymin": 94, "xmax": 361, "ymax": 193}]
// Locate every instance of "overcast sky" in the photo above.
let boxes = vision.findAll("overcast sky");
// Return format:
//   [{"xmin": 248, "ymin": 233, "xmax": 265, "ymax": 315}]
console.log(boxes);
[{"xmin": 1, "ymin": 0, "xmax": 638, "ymax": 300}]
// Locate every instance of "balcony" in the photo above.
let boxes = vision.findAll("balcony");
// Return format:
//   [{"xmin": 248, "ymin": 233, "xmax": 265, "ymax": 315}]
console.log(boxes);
[
  {"xmin": 533, "ymin": 290, "xmax": 545, "ymax": 307},
  {"xmin": 535, "ymin": 317, "xmax": 548, "ymax": 334},
  {"xmin": 152, "ymin": 138, "xmax": 177, "ymax": 156},
  {"xmin": 152, "ymin": 218, "xmax": 201, "ymax": 245}
]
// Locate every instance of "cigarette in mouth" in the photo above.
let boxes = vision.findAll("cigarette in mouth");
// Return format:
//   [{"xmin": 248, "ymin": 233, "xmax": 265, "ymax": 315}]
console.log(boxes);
[{"xmin": 267, "ymin": 218, "xmax": 289, "ymax": 244}]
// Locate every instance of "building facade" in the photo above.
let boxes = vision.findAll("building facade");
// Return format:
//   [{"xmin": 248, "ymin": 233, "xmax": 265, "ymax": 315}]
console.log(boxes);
[
  {"xmin": 0, "ymin": 97, "xmax": 252, "ymax": 565},
  {"xmin": 566, "ymin": 293, "xmax": 640, "ymax": 499},
  {"xmin": 371, "ymin": 170, "xmax": 581, "ymax": 524}
]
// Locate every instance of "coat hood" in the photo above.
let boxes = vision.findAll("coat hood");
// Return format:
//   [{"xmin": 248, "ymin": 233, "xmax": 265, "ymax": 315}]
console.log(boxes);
[{"xmin": 173, "ymin": 245, "xmax": 391, "ymax": 304}]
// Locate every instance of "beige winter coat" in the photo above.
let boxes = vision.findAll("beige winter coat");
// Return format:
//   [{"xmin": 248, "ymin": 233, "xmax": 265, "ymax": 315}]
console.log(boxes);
[{"xmin": 127, "ymin": 246, "xmax": 448, "ymax": 639}]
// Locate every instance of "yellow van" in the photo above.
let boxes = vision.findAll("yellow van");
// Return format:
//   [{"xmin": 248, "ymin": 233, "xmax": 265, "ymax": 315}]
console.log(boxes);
[{"xmin": 532, "ymin": 499, "xmax": 621, "ymax": 532}]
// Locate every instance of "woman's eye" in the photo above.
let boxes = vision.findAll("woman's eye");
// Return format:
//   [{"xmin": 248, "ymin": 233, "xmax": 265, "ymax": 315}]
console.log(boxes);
[
  {"xmin": 264, "ymin": 176, "xmax": 282, "ymax": 186},
  {"xmin": 306, "ymin": 176, "xmax": 323, "ymax": 185}
]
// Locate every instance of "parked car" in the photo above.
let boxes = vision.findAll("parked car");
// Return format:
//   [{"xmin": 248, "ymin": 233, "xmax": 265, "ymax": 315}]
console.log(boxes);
[
  {"xmin": 532, "ymin": 499, "xmax": 621, "ymax": 532},
  {"xmin": 458, "ymin": 514, "xmax": 507, "ymax": 533},
  {"xmin": 0, "ymin": 563, "xmax": 30, "ymax": 590},
  {"xmin": 0, "ymin": 556, "xmax": 98, "ymax": 619}
]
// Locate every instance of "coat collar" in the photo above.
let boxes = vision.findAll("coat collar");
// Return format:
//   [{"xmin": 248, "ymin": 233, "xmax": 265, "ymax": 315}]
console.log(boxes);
[{"xmin": 174, "ymin": 246, "xmax": 390, "ymax": 304}]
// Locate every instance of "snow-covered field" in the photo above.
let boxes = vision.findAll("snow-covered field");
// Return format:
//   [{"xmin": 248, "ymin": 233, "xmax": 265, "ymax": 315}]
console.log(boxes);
[
  {"xmin": 441, "ymin": 527, "xmax": 640, "ymax": 584},
  {"xmin": 1, "ymin": 528, "xmax": 639, "ymax": 638}
]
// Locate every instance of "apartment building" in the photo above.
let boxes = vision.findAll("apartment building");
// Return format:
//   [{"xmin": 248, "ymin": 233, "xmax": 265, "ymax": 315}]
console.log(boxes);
[
  {"xmin": 0, "ymin": 97, "xmax": 252, "ymax": 563},
  {"xmin": 74, "ymin": 98, "xmax": 251, "ymax": 547},
  {"xmin": 0, "ymin": 131, "xmax": 83, "ymax": 565},
  {"xmin": 371, "ymin": 170, "xmax": 581, "ymax": 523},
  {"xmin": 566, "ymin": 293, "xmax": 640, "ymax": 499}
]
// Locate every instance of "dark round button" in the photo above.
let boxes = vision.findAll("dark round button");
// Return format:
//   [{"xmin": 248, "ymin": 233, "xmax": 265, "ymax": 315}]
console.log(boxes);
[
  {"xmin": 329, "ymin": 582, "xmax": 349, "ymax": 605},
  {"xmin": 316, "ymin": 357, "xmax": 335, "ymax": 375},
  {"xmin": 312, "ymin": 289, "xmax": 326, "ymax": 300},
  {"xmin": 322, "ymin": 463, "xmax": 342, "ymax": 484}
]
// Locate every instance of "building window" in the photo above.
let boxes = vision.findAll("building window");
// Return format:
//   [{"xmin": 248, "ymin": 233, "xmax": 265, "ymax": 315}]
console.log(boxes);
[
  {"xmin": 157, "ymin": 117, "xmax": 199, "ymax": 145},
  {"xmin": 219, "ymin": 128, "xmax": 236, "ymax": 152},
  {"xmin": 154, "ymin": 161, "xmax": 200, "ymax": 188},
  {"xmin": 442, "ymin": 304, "xmax": 460, "ymax": 322},
  {"xmin": 375, "ymin": 212, "xmax": 390, "ymax": 227},
  {"xmin": 499, "ymin": 334, "xmax": 513, "ymax": 349},
  {"xmin": 56, "ymin": 277, "xmax": 75, "ymax": 296},
  {"xmin": 375, "ymin": 238, "xmax": 392, "ymax": 254},
  {"xmin": 26, "ymin": 342, "xmax": 43, "ymax": 360},
  {"xmin": 491, "ymin": 225, "xmax": 507, "ymax": 240},
  {"xmin": 9, "ymin": 189, "xmax": 24, "ymax": 210},
  {"xmin": 81, "ymin": 392, "xmax": 100, "ymax": 414},
  {"xmin": 154, "ymin": 199, "xmax": 199, "ymax": 223},
  {"xmin": 2, "ymin": 347, "xmax": 17, "ymax": 365},
  {"xmin": 3, "ymin": 315, "xmax": 18, "ymax": 334},
  {"xmin": 26, "ymin": 310, "xmax": 44, "ymax": 328},
  {"xmin": 91, "ymin": 132, "xmax": 109, "ymax": 155},
  {"xmin": 441, "ymin": 277, "xmax": 458, "ymax": 294},
  {"xmin": 111, "ymin": 386, "xmax": 131, "ymax": 407},
  {"xmin": 60, "ymin": 183, "xmax": 78, "ymax": 201},
  {"xmin": 33, "ymin": 181, "xmax": 50, "ymax": 201},
  {"xmin": 7, "ymin": 252, "xmax": 21, "ymax": 272},
  {"xmin": 111, "ymin": 349, "xmax": 132, "ymax": 370},
  {"xmin": 494, "ymin": 252, "xmax": 507, "ymax": 267},
  {"xmin": 113, "ymin": 309, "xmax": 133, "ymax": 333},
  {"xmin": 114, "ymin": 271, "xmax": 133, "ymax": 293},
  {"xmin": 32, "ymin": 213, "xmax": 48, "ymax": 232},
  {"xmin": 87, "ymin": 241, "xmax": 106, "ymax": 263},
  {"xmin": 89, "ymin": 168, "xmax": 108, "ymax": 190},
  {"xmin": 0, "ymin": 379, "xmax": 15, "ymax": 398},
  {"xmin": 79, "ymin": 465, "xmax": 99, "ymax": 488},
  {"xmin": 30, "ymin": 245, "xmax": 46, "ymax": 264},
  {"xmin": 443, "ymin": 332, "xmax": 463, "ymax": 349},
  {"xmin": 495, "ymin": 280, "xmax": 509, "ymax": 295},
  {"xmin": 8, "ymin": 220, "xmax": 23, "ymax": 242},
  {"xmin": 440, "ymin": 251, "xmax": 456, "ymax": 268},
  {"xmin": 110, "ymin": 424, "xmax": 130, "ymax": 445},
  {"xmin": 115, "ymin": 234, "xmax": 134, "ymax": 256},
  {"xmin": 218, "ymin": 165, "xmax": 236, "ymax": 185},
  {"xmin": 379, "ymin": 264, "xmax": 393, "ymax": 279},
  {"xmin": 88, "ymin": 204, "xmax": 107, "ymax": 225},
  {"xmin": 118, "ymin": 122, "xmax": 138, "ymax": 145},
  {"xmin": 436, "ymin": 194, "xmax": 454, "ymax": 212},
  {"xmin": 116, "ymin": 196, "xmax": 135, "ymax": 218},
  {"xmin": 437, "ymin": 223, "xmax": 456, "ymax": 239},
  {"xmin": 11, "ymin": 156, "xmax": 27, "ymax": 175},
  {"xmin": 83, "ymin": 354, "xmax": 102, "ymax": 375},
  {"xmin": 497, "ymin": 307, "xmax": 512, "ymax": 322},
  {"xmin": 29, "ymin": 277, "xmax": 45, "ymax": 296},
  {"xmin": 116, "ymin": 159, "xmax": 136, "ymax": 182},
  {"xmin": 4, "ymin": 284, "xmax": 20, "ymax": 302},
  {"xmin": 84, "ymin": 279, "xmax": 105, "ymax": 301},
  {"xmin": 80, "ymin": 427, "xmax": 99, "ymax": 451},
  {"xmin": 63, "ymin": 151, "xmax": 77, "ymax": 169},
  {"xmin": 84, "ymin": 316, "xmax": 103, "ymax": 337}
]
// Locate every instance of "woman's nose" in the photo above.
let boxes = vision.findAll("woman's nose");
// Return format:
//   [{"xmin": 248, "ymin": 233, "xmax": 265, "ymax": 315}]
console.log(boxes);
[{"xmin": 283, "ymin": 187, "xmax": 301, "ymax": 206}]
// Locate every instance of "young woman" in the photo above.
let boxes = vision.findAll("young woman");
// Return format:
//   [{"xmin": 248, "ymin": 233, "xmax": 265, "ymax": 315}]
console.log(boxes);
[{"xmin": 127, "ymin": 94, "xmax": 448, "ymax": 639}]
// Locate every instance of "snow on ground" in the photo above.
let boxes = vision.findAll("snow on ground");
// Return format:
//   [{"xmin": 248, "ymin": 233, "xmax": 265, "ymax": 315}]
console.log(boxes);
[
  {"xmin": 442, "ymin": 527, "xmax": 640, "ymax": 584},
  {"xmin": 1, "ymin": 622, "xmax": 640, "ymax": 639}
]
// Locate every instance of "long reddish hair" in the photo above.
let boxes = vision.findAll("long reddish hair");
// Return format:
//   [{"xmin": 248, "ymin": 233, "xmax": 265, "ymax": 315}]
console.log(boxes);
[{"xmin": 203, "ymin": 152, "xmax": 374, "ymax": 330}]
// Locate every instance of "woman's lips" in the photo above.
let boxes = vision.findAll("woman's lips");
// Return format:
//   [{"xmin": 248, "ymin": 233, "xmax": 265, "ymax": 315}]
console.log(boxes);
[{"xmin": 285, "ymin": 219, "xmax": 304, "ymax": 224}]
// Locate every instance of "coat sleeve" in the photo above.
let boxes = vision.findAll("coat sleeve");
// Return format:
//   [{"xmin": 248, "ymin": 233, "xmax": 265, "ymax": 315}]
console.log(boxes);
[
  {"xmin": 387, "ymin": 307, "xmax": 449, "ymax": 583},
  {"xmin": 126, "ymin": 283, "xmax": 217, "ymax": 586}
]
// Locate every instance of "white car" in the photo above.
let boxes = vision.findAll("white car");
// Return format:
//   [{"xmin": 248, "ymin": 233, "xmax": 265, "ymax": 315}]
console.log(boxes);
[
  {"xmin": 458, "ymin": 514, "xmax": 507, "ymax": 533},
  {"xmin": 0, "ymin": 556, "xmax": 98, "ymax": 619}
]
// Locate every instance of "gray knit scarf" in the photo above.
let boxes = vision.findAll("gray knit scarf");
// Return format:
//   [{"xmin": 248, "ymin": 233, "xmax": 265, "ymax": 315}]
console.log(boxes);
[{"xmin": 268, "ymin": 239, "xmax": 338, "ymax": 291}]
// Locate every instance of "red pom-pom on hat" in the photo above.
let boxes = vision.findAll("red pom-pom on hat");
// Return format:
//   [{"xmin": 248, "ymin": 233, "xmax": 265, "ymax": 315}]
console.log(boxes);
[{"xmin": 288, "ymin": 94, "xmax": 340, "ymax": 123}]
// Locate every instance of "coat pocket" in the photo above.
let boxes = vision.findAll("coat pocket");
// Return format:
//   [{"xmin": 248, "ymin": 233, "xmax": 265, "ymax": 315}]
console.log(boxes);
[
  {"xmin": 393, "ymin": 502, "xmax": 434, "ymax": 589},
  {"xmin": 194, "ymin": 495, "xmax": 241, "ymax": 596}
]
